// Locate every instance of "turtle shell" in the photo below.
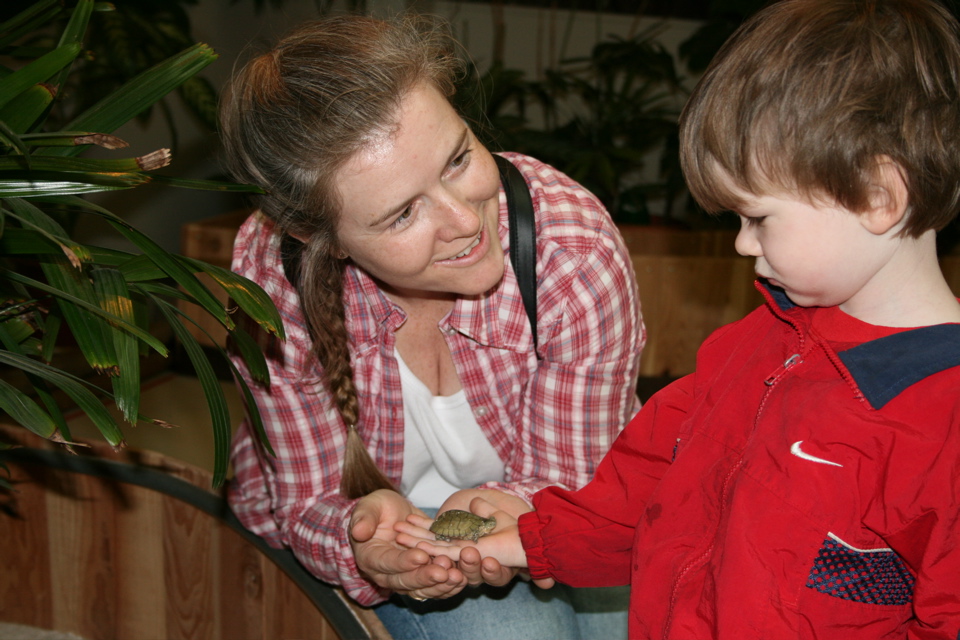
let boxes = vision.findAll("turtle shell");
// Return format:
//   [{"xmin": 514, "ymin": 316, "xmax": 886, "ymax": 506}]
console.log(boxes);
[{"xmin": 429, "ymin": 509, "xmax": 497, "ymax": 542}]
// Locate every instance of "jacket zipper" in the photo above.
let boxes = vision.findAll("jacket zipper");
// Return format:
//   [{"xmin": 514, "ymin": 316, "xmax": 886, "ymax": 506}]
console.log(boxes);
[{"xmin": 662, "ymin": 347, "xmax": 804, "ymax": 637}]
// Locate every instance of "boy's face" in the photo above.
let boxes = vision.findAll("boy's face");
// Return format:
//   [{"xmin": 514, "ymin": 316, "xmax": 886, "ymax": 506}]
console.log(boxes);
[{"xmin": 731, "ymin": 187, "xmax": 901, "ymax": 315}]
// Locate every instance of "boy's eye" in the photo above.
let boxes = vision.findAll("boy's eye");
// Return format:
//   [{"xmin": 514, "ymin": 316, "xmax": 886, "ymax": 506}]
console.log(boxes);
[{"xmin": 744, "ymin": 215, "xmax": 765, "ymax": 227}]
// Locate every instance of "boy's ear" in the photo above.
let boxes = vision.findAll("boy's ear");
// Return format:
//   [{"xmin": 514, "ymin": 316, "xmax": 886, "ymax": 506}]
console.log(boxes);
[{"xmin": 860, "ymin": 157, "xmax": 908, "ymax": 235}]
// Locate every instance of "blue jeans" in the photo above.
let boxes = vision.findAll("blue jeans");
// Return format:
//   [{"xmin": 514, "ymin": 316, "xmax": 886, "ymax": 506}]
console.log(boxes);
[{"xmin": 374, "ymin": 581, "xmax": 629, "ymax": 640}]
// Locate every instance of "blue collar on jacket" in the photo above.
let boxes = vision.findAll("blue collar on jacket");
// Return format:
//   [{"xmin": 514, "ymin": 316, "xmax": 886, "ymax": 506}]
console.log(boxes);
[{"xmin": 762, "ymin": 280, "xmax": 960, "ymax": 409}]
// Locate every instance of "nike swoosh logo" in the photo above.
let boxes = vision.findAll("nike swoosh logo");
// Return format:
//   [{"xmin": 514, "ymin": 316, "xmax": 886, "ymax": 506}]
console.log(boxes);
[{"xmin": 790, "ymin": 441, "xmax": 843, "ymax": 467}]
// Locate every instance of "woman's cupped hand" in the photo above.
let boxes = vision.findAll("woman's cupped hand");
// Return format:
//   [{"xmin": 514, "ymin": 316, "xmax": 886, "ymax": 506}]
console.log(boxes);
[{"xmin": 349, "ymin": 489, "xmax": 468, "ymax": 600}]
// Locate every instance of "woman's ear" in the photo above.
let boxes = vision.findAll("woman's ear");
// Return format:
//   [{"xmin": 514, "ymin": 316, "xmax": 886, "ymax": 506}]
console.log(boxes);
[{"xmin": 860, "ymin": 156, "xmax": 909, "ymax": 235}]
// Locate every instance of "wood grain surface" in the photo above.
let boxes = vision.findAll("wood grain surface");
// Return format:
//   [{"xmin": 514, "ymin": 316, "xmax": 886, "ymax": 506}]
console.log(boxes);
[{"xmin": 0, "ymin": 426, "xmax": 383, "ymax": 640}]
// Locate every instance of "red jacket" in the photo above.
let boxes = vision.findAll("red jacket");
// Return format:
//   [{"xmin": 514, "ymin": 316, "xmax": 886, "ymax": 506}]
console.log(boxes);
[{"xmin": 519, "ymin": 282, "xmax": 960, "ymax": 639}]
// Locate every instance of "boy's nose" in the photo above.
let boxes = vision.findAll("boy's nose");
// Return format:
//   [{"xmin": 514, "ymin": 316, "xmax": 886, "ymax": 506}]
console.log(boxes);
[{"xmin": 734, "ymin": 219, "xmax": 761, "ymax": 257}]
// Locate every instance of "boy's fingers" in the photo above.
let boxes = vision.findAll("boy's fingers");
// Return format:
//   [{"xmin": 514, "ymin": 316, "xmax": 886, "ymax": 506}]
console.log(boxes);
[{"xmin": 415, "ymin": 540, "xmax": 464, "ymax": 561}]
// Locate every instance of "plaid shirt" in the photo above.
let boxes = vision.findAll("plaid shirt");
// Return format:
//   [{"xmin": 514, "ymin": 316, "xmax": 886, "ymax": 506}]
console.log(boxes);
[{"xmin": 227, "ymin": 153, "xmax": 645, "ymax": 605}]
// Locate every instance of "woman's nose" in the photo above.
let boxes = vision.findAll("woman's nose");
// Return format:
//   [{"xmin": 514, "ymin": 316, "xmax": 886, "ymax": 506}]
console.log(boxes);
[{"xmin": 435, "ymin": 193, "xmax": 481, "ymax": 240}]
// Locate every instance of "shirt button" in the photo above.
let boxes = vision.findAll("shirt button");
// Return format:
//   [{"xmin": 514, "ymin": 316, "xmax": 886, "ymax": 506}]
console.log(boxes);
[{"xmin": 475, "ymin": 407, "xmax": 488, "ymax": 417}]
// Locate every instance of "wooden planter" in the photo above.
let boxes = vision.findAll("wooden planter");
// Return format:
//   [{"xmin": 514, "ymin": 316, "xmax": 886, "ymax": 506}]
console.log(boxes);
[
  {"xmin": 619, "ymin": 225, "xmax": 760, "ymax": 378},
  {"xmin": 0, "ymin": 425, "xmax": 387, "ymax": 640}
]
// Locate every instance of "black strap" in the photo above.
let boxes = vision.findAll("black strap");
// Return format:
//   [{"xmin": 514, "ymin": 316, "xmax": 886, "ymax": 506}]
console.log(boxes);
[{"xmin": 495, "ymin": 154, "xmax": 538, "ymax": 349}]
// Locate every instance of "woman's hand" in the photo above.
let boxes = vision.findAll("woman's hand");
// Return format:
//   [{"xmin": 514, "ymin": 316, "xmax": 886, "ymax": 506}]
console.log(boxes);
[{"xmin": 349, "ymin": 489, "xmax": 467, "ymax": 600}]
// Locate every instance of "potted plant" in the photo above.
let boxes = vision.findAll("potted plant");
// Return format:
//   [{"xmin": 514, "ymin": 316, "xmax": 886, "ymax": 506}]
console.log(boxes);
[{"xmin": 0, "ymin": 0, "xmax": 283, "ymax": 488}]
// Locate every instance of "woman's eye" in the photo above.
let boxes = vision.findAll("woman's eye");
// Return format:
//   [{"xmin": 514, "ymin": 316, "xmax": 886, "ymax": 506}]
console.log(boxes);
[
  {"xmin": 450, "ymin": 149, "xmax": 470, "ymax": 170},
  {"xmin": 391, "ymin": 207, "xmax": 413, "ymax": 228}
]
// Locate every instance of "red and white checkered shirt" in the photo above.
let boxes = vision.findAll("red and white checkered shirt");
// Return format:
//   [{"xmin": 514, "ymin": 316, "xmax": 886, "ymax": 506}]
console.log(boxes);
[{"xmin": 227, "ymin": 153, "xmax": 645, "ymax": 605}]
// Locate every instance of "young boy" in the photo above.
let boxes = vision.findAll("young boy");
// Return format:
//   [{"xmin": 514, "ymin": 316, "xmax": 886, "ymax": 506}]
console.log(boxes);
[{"xmin": 398, "ymin": 0, "xmax": 960, "ymax": 637}]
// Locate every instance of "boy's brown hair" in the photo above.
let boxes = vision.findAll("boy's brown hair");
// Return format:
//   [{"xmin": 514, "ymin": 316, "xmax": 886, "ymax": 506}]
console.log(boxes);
[{"xmin": 680, "ymin": 0, "xmax": 960, "ymax": 237}]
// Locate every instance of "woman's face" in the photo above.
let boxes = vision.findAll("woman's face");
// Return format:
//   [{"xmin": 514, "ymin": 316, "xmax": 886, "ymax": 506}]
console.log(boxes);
[{"xmin": 335, "ymin": 82, "xmax": 504, "ymax": 302}]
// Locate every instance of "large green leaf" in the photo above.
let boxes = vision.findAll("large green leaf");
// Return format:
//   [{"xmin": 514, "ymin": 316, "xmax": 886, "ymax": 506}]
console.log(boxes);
[
  {"xmin": 2, "ymin": 268, "xmax": 168, "ymax": 357},
  {"xmin": 0, "ymin": 350, "xmax": 124, "ymax": 447},
  {"xmin": 40, "ymin": 254, "xmax": 118, "ymax": 374},
  {"xmin": 182, "ymin": 257, "xmax": 285, "ymax": 340},
  {"xmin": 92, "ymin": 267, "xmax": 140, "ymax": 424},
  {"xmin": 153, "ymin": 298, "xmax": 230, "ymax": 487},
  {"xmin": 50, "ymin": 0, "xmax": 94, "ymax": 91},
  {"xmin": 224, "ymin": 354, "xmax": 274, "ymax": 457},
  {"xmin": 0, "ymin": 378, "xmax": 58, "ymax": 439},
  {"xmin": 0, "ymin": 43, "xmax": 82, "ymax": 113},
  {"xmin": 49, "ymin": 42, "xmax": 218, "ymax": 153},
  {"xmin": 0, "ymin": 170, "xmax": 151, "ymax": 197},
  {"xmin": 0, "ymin": 83, "xmax": 56, "ymax": 134},
  {"xmin": 3, "ymin": 197, "xmax": 88, "ymax": 264},
  {"xmin": 226, "ymin": 325, "xmax": 271, "ymax": 386},
  {"xmin": 38, "ymin": 195, "xmax": 234, "ymax": 330},
  {"xmin": 0, "ymin": 152, "xmax": 171, "ymax": 174}
]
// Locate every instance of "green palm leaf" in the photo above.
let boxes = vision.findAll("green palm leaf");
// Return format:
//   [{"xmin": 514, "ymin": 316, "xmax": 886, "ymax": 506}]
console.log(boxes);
[
  {"xmin": 181, "ymin": 257, "xmax": 285, "ymax": 340},
  {"xmin": 0, "ymin": 378, "xmax": 58, "ymax": 439},
  {"xmin": 0, "ymin": 43, "xmax": 81, "ymax": 113},
  {"xmin": 152, "ymin": 298, "xmax": 231, "ymax": 487},
  {"xmin": 49, "ymin": 42, "xmax": 218, "ymax": 155},
  {"xmin": 0, "ymin": 83, "xmax": 56, "ymax": 134},
  {"xmin": 92, "ymin": 267, "xmax": 140, "ymax": 424},
  {"xmin": 2, "ymin": 268, "xmax": 168, "ymax": 357},
  {"xmin": 0, "ymin": 351, "xmax": 124, "ymax": 447}
]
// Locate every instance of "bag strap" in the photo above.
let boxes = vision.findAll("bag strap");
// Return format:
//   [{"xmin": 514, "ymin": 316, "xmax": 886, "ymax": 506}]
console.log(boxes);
[{"xmin": 494, "ymin": 154, "xmax": 538, "ymax": 349}]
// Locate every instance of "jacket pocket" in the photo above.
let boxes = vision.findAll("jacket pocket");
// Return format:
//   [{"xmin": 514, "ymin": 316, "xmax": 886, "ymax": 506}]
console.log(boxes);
[{"xmin": 805, "ymin": 532, "xmax": 914, "ymax": 605}]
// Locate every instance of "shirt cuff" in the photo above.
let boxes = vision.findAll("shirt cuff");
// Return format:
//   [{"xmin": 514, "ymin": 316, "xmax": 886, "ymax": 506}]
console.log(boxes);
[{"xmin": 518, "ymin": 510, "xmax": 553, "ymax": 581}]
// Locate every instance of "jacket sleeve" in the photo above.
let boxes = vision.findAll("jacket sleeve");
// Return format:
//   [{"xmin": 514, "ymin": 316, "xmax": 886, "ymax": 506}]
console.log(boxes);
[
  {"xmin": 227, "ymin": 216, "xmax": 388, "ymax": 606},
  {"xmin": 518, "ymin": 374, "xmax": 696, "ymax": 587}
]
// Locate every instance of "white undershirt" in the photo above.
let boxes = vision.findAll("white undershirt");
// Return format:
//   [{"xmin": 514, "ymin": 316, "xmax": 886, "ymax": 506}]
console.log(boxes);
[{"xmin": 396, "ymin": 350, "xmax": 505, "ymax": 509}]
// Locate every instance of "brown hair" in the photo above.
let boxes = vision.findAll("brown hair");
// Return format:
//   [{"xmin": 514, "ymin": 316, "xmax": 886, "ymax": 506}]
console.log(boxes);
[
  {"xmin": 220, "ymin": 14, "xmax": 464, "ymax": 499},
  {"xmin": 680, "ymin": 0, "xmax": 960, "ymax": 237}
]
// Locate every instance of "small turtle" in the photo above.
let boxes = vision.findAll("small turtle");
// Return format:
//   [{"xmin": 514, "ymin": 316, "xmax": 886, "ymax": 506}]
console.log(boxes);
[{"xmin": 429, "ymin": 509, "xmax": 497, "ymax": 542}]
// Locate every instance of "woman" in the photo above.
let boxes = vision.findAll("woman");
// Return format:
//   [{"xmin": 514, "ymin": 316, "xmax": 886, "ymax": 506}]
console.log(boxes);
[{"xmin": 219, "ymin": 13, "xmax": 644, "ymax": 640}]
